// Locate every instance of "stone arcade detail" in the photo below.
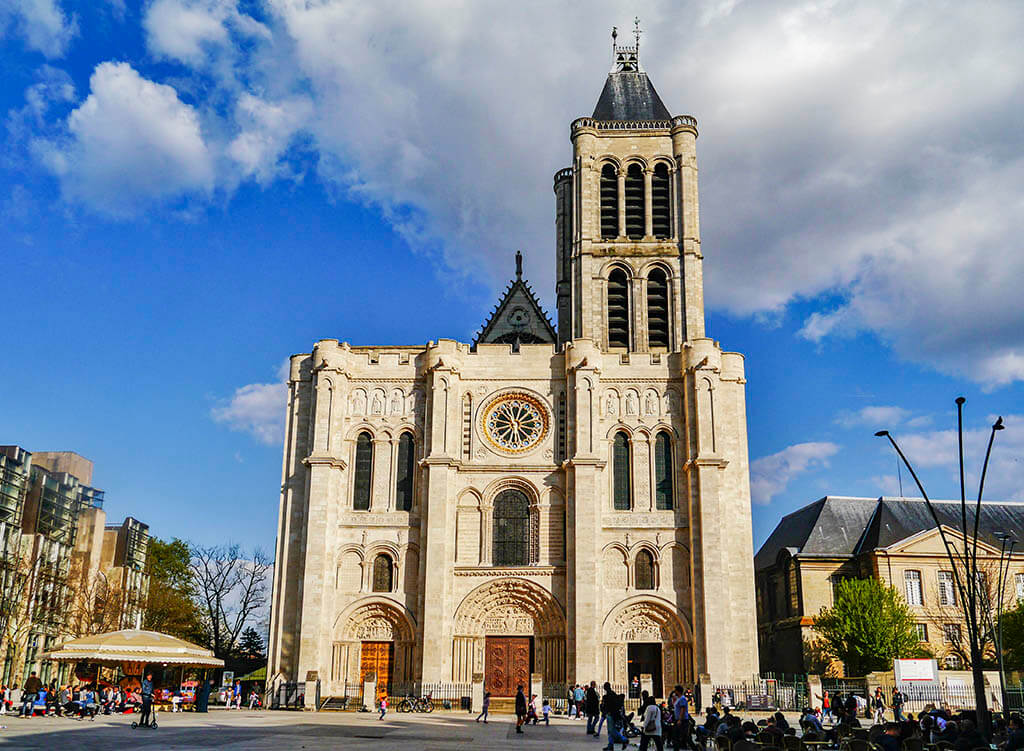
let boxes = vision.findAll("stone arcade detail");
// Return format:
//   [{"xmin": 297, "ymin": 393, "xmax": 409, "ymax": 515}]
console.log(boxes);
[{"xmin": 267, "ymin": 43, "xmax": 758, "ymax": 697}]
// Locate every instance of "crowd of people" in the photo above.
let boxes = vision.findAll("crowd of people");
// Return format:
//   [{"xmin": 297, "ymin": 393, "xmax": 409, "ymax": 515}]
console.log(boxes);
[{"xmin": 0, "ymin": 670, "xmax": 150, "ymax": 720}]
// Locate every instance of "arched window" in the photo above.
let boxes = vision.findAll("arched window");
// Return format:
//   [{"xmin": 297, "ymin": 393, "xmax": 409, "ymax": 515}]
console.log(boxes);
[
  {"xmin": 395, "ymin": 433, "xmax": 415, "ymax": 511},
  {"xmin": 624, "ymin": 163, "xmax": 645, "ymax": 239},
  {"xmin": 353, "ymin": 432, "xmax": 373, "ymax": 510},
  {"xmin": 635, "ymin": 550, "xmax": 655, "ymax": 590},
  {"xmin": 372, "ymin": 553, "xmax": 393, "ymax": 592},
  {"xmin": 607, "ymin": 268, "xmax": 630, "ymax": 349},
  {"xmin": 654, "ymin": 431, "xmax": 673, "ymax": 510},
  {"xmin": 647, "ymin": 268, "xmax": 670, "ymax": 350},
  {"xmin": 613, "ymin": 432, "xmax": 631, "ymax": 510},
  {"xmin": 492, "ymin": 489, "xmax": 530, "ymax": 566},
  {"xmin": 600, "ymin": 163, "xmax": 619, "ymax": 238},
  {"xmin": 652, "ymin": 163, "xmax": 671, "ymax": 238}
]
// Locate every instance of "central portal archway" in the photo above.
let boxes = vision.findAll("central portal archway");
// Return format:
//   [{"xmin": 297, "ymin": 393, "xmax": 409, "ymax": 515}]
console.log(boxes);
[
  {"xmin": 452, "ymin": 578, "xmax": 565, "ymax": 691},
  {"xmin": 602, "ymin": 596, "xmax": 693, "ymax": 696}
]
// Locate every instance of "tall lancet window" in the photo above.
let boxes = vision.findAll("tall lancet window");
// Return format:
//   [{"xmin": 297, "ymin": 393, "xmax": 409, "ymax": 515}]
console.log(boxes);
[
  {"xmin": 493, "ymin": 489, "xmax": 530, "ymax": 566},
  {"xmin": 607, "ymin": 268, "xmax": 630, "ymax": 349},
  {"xmin": 647, "ymin": 268, "xmax": 670, "ymax": 349},
  {"xmin": 353, "ymin": 432, "xmax": 373, "ymax": 511},
  {"xmin": 395, "ymin": 432, "xmax": 415, "ymax": 511},
  {"xmin": 652, "ymin": 163, "xmax": 671, "ymax": 238},
  {"xmin": 600, "ymin": 163, "xmax": 619, "ymax": 239},
  {"xmin": 613, "ymin": 432, "xmax": 632, "ymax": 510},
  {"xmin": 654, "ymin": 431, "xmax": 674, "ymax": 510},
  {"xmin": 624, "ymin": 163, "xmax": 645, "ymax": 239}
]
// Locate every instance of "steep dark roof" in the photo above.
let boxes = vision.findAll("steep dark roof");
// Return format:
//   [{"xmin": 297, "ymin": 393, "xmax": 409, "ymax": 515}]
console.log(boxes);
[
  {"xmin": 473, "ymin": 252, "xmax": 556, "ymax": 350},
  {"xmin": 592, "ymin": 71, "xmax": 671, "ymax": 121},
  {"xmin": 754, "ymin": 497, "xmax": 878, "ymax": 570},
  {"xmin": 856, "ymin": 498, "xmax": 1024, "ymax": 553},
  {"xmin": 755, "ymin": 496, "xmax": 1024, "ymax": 571}
]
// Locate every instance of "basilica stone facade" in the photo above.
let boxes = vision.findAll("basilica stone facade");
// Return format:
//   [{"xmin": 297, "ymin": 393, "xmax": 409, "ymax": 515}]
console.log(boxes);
[{"xmin": 267, "ymin": 45, "xmax": 758, "ymax": 698}]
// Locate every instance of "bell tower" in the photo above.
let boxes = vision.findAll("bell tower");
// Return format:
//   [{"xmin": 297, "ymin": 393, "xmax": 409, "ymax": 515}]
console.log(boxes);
[{"xmin": 554, "ymin": 22, "xmax": 703, "ymax": 353}]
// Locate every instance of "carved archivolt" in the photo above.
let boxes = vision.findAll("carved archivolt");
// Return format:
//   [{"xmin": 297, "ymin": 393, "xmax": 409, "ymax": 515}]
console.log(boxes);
[
  {"xmin": 337, "ymin": 600, "xmax": 415, "ymax": 643},
  {"xmin": 453, "ymin": 578, "xmax": 565, "ymax": 638},
  {"xmin": 602, "ymin": 597, "xmax": 691, "ymax": 644}
]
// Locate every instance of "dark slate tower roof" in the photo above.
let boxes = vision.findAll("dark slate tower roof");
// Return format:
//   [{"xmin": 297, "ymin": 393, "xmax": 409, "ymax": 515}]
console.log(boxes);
[
  {"xmin": 592, "ymin": 70, "xmax": 671, "ymax": 121},
  {"xmin": 474, "ymin": 252, "xmax": 556, "ymax": 351}
]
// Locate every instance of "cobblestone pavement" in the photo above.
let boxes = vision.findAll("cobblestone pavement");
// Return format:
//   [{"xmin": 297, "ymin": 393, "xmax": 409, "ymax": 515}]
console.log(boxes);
[{"xmin": 0, "ymin": 709, "xmax": 643, "ymax": 750}]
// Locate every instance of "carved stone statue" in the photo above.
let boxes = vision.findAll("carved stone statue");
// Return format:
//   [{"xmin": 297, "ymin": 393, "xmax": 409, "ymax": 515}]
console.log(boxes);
[{"xmin": 625, "ymin": 393, "xmax": 637, "ymax": 415}]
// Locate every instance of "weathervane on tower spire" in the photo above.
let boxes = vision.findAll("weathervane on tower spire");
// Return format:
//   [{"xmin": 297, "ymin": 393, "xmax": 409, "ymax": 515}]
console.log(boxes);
[{"xmin": 634, "ymin": 16, "xmax": 642, "ymax": 57}]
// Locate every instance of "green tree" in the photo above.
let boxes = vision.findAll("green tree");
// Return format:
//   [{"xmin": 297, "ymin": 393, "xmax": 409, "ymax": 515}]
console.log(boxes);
[
  {"xmin": 1000, "ymin": 600, "xmax": 1024, "ymax": 670},
  {"xmin": 812, "ymin": 577, "xmax": 929, "ymax": 676},
  {"xmin": 237, "ymin": 626, "xmax": 265, "ymax": 664},
  {"xmin": 144, "ymin": 537, "xmax": 205, "ymax": 643}
]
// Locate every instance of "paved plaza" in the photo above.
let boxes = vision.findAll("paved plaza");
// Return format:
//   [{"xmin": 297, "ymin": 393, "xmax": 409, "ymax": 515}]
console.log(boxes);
[{"xmin": 0, "ymin": 709, "xmax": 634, "ymax": 750}]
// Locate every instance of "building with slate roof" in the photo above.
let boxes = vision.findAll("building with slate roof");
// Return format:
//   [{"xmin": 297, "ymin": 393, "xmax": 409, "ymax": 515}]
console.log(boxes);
[
  {"xmin": 755, "ymin": 496, "xmax": 1024, "ymax": 675},
  {"xmin": 268, "ymin": 33, "xmax": 759, "ymax": 699}
]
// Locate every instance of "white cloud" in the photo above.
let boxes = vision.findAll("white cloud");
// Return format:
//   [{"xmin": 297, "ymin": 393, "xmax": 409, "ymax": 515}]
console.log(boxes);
[
  {"xmin": 212, "ymin": 381, "xmax": 287, "ymax": 445},
  {"xmin": 0, "ymin": 0, "xmax": 76, "ymax": 58},
  {"xmin": 835, "ymin": 405, "xmax": 912, "ymax": 429},
  {"xmin": 884, "ymin": 413, "xmax": 1024, "ymax": 502},
  {"xmin": 16, "ymin": 1, "xmax": 1024, "ymax": 387},
  {"xmin": 228, "ymin": 93, "xmax": 312, "ymax": 183},
  {"xmin": 750, "ymin": 441, "xmax": 839, "ymax": 505},
  {"xmin": 212, "ymin": 359, "xmax": 290, "ymax": 445},
  {"xmin": 38, "ymin": 62, "xmax": 214, "ymax": 215},
  {"xmin": 143, "ymin": 0, "xmax": 268, "ymax": 66}
]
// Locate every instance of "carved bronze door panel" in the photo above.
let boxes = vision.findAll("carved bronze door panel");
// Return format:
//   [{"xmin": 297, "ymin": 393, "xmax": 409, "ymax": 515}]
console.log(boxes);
[
  {"xmin": 359, "ymin": 641, "xmax": 393, "ymax": 702},
  {"xmin": 485, "ymin": 636, "xmax": 531, "ymax": 696}
]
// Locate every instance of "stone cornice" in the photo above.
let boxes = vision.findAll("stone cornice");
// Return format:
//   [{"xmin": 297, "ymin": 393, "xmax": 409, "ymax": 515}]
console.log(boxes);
[
  {"xmin": 566, "ymin": 457, "xmax": 607, "ymax": 468},
  {"xmin": 686, "ymin": 457, "xmax": 728, "ymax": 469},
  {"xmin": 602, "ymin": 512, "xmax": 688, "ymax": 529},
  {"xmin": 336, "ymin": 512, "xmax": 421, "ymax": 527},
  {"xmin": 303, "ymin": 455, "xmax": 347, "ymax": 470},
  {"xmin": 453, "ymin": 566, "xmax": 565, "ymax": 577}
]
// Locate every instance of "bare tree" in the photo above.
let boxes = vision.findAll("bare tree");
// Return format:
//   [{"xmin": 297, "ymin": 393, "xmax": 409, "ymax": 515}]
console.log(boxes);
[
  {"xmin": 190, "ymin": 544, "xmax": 271, "ymax": 660},
  {"xmin": 924, "ymin": 557, "xmax": 1002, "ymax": 669},
  {"xmin": 65, "ymin": 572, "xmax": 125, "ymax": 637}
]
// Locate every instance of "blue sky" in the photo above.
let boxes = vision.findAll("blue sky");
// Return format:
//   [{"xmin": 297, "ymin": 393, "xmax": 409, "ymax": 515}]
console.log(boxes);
[{"xmin": 2, "ymin": 1, "xmax": 1022, "ymax": 556}]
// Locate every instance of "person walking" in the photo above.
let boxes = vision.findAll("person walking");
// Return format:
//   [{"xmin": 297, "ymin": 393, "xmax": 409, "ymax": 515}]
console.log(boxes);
[
  {"xmin": 574, "ymin": 683, "xmax": 585, "ymax": 719},
  {"xmin": 601, "ymin": 682, "xmax": 629, "ymax": 751},
  {"xmin": 476, "ymin": 691, "xmax": 490, "ymax": 723},
  {"xmin": 872, "ymin": 688, "xmax": 886, "ymax": 724},
  {"xmin": 515, "ymin": 685, "xmax": 527, "ymax": 734},
  {"xmin": 640, "ymin": 695, "xmax": 665, "ymax": 751},
  {"xmin": 586, "ymin": 681, "xmax": 601, "ymax": 736},
  {"xmin": 822, "ymin": 690, "xmax": 832, "ymax": 723},
  {"xmin": 891, "ymin": 689, "xmax": 905, "ymax": 723},
  {"xmin": 139, "ymin": 672, "xmax": 155, "ymax": 727},
  {"xmin": 673, "ymin": 684, "xmax": 691, "ymax": 750},
  {"xmin": 20, "ymin": 672, "xmax": 42, "ymax": 718},
  {"xmin": 378, "ymin": 692, "xmax": 387, "ymax": 720}
]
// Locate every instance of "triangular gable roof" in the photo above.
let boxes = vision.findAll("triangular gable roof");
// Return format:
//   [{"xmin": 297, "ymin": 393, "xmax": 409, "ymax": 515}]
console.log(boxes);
[
  {"xmin": 855, "ymin": 498, "xmax": 1024, "ymax": 554},
  {"xmin": 474, "ymin": 252, "xmax": 556, "ymax": 349},
  {"xmin": 878, "ymin": 524, "xmax": 1005, "ymax": 557}
]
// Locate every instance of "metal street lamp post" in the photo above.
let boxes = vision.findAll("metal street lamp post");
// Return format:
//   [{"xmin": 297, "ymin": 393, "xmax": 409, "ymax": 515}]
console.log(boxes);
[
  {"xmin": 994, "ymin": 531, "xmax": 1016, "ymax": 718},
  {"xmin": 875, "ymin": 397, "xmax": 1005, "ymax": 741}
]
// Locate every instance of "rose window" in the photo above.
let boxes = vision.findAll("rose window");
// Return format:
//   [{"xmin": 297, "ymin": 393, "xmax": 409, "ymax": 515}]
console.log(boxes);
[{"xmin": 481, "ymin": 393, "xmax": 549, "ymax": 454}]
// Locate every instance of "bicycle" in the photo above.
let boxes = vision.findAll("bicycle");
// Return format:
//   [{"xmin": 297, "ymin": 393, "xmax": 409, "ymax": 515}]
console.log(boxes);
[{"xmin": 397, "ymin": 692, "xmax": 434, "ymax": 713}]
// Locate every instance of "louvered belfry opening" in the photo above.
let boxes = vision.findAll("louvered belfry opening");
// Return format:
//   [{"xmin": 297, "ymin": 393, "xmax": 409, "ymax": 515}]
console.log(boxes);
[
  {"xmin": 652, "ymin": 163, "xmax": 670, "ymax": 238},
  {"xmin": 607, "ymin": 268, "xmax": 630, "ymax": 348},
  {"xmin": 600, "ymin": 163, "xmax": 619, "ymax": 238},
  {"xmin": 647, "ymin": 267, "xmax": 670, "ymax": 349},
  {"xmin": 624, "ymin": 163, "xmax": 645, "ymax": 239}
]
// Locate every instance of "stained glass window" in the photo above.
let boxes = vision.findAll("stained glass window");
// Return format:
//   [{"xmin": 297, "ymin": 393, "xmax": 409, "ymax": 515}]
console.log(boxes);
[
  {"xmin": 613, "ymin": 432, "xmax": 631, "ymax": 510},
  {"xmin": 395, "ymin": 433, "xmax": 414, "ymax": 511},
  {"xmin": 654, "ymin": 431, "xmax": 673, "ymax": 510},
  {"xmin": 635, "ymin": 550, "xmax": 655, "ymax": 590},
  {"xmin": 492, "ymin": 489, "xmax": 529, "ymax": 566},
  {"xmin": 353, "ymin": 432, "xmax": 373, "ymax": 511},
  {"xmin": 372, "ymin": 553, "xmax": 393, "ymax": 592}
]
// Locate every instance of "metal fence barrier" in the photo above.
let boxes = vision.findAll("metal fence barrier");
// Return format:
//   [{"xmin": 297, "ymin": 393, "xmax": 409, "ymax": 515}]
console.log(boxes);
[{"xmin": 271, "ymin": 681, "xmax": 306, "ymax": 709}]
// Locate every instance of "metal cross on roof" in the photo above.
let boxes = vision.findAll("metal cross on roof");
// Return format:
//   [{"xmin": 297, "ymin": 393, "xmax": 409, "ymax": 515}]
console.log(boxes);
[{"xmin": 633, "ymin": 16, "xmax": 642, "ymax": 51}]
